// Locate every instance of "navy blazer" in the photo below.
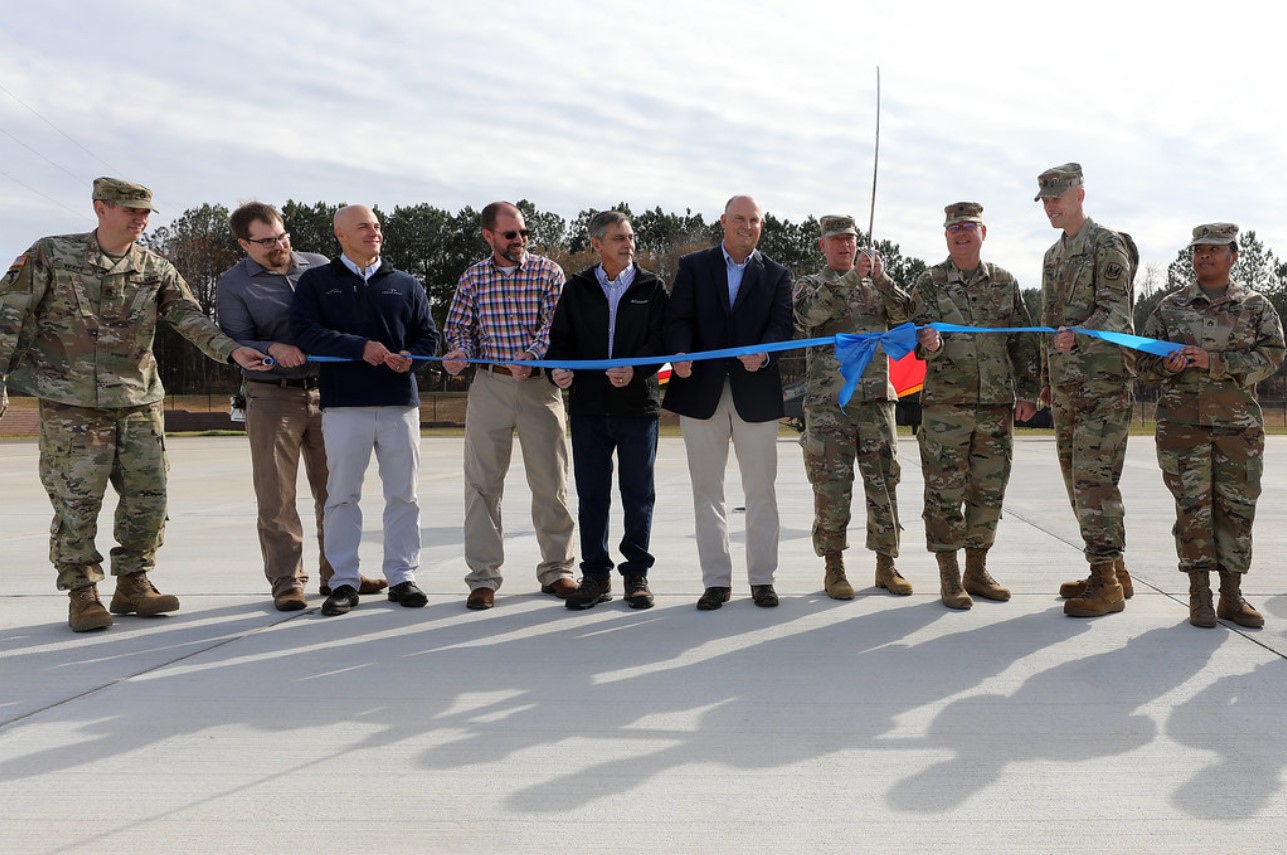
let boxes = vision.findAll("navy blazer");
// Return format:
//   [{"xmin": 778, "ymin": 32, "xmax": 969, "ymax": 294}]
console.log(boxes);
[{"xmin": 661, "ymin": 245, "xmax": 793, "ymax": 422}]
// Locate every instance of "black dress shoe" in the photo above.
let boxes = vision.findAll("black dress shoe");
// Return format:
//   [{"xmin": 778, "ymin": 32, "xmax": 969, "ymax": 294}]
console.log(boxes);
[
  {"xmin": 387, "ymin": 581, "xmax": 428, "ymax": 608},
  {"xmin": 696, "ymin": 586, "xmax": 732, "ymax": 611},
  {"xmin": 751, "ymin": 584, "xmax": 779, "ymax": 608},
  {"xmin": 321, "ymin": 585, "xmax": 359, "ymax": 616}
]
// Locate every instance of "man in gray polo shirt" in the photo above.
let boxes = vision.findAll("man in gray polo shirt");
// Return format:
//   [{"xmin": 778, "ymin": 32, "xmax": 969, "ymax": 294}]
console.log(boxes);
[{"xmin": 217, "ymin": 201, "xmax": 387, "ymax": 610}]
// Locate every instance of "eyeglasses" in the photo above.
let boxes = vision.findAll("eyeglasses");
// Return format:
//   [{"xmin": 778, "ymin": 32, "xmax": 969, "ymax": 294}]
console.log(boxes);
[
  {"xmin": 494, "ymin": 229, "xmax": 530, "ymax": 240},
  {"xmin": 246, "ymin": 233, "xmax": 290, "ymax": 247},
  {"xmin": 946, "ymin": 222, "xmax": 980, "ymax": 233}
]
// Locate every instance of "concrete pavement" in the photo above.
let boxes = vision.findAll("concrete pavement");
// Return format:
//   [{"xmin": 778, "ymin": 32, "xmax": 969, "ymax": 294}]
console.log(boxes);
[{"xmin": 1, "ymin": 433, "xmax": 1285, "ymax": 853}]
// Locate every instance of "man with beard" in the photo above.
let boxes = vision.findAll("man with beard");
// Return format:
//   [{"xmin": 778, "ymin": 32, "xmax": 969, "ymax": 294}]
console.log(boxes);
[
  {"xmin": 218, "ymin": 201, "xmax": 387, "ymax": 610},
  {"xmin": 442, "ymin": 202, "xmax": 577, "ymax": 610}
]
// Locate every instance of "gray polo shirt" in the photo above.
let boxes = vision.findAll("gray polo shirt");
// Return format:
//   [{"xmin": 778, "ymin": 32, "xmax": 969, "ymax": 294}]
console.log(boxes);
[{"xmin": 217, "ymin": 251, "xmax": 329, "ymax": 379}]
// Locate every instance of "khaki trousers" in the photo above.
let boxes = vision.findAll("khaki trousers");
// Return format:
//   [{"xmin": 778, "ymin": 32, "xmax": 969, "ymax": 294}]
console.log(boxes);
[
  {"xmin": 244, "ymin": 381, "xmax": 333, "ymax": 595},
  {"xmin": 679, "ymin": 381, "xmax": 780, "ymax": 588},
  {"xmin": 463, "ymin": 369, "xmax": 575, "ymax": 591}
]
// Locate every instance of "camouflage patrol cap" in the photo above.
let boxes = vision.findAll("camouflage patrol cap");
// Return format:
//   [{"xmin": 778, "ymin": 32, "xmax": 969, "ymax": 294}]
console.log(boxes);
[
  {"xmin": 819, "ymin": 215, "xmax": 859, "ymax": 239},
  {"xmin": 92, "ymin": 177, "xmax": 157, "ymax": 212},
  {"xmin": 944, "ymin": 202, "xmax": 984, "ymax": 227},
  {"xmin": 1033, "ymin": 163, "xmax": 1083, "ymax": 201},
  {"xmin": 1188, "ymin": 222, "xmax": 1239, "ymax": 248}
]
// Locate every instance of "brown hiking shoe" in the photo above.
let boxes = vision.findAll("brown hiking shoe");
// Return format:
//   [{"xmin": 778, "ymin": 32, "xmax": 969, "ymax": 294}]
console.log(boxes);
[
  {"xmin": 1060, "ymin": 558, "xmax": 1134, "ymax": 600},
  {"xmin": 1217, "ymin": 570, "xmax": 1263, "ymax": 628},
  {"xmin": 937, "ymin": 551, "xmax": 972, "ymax": 610},
  {"xmin": 824, "ymin": 552, "xmax": 854, "ymax": 600},
  {"xmin": 110, "ymin": 572, "xmax": 180, "ymax": 617},
  {"xmin": 875, "ymin": 553, "xmax": 912, "ymax": 596},
  {"xmin": 1188, "ymin": 571, "xmax": 1216, "ymax": 628},
  {"xmin": 69, "ymin": 584, "xmax": 113, "ymax": 632},
  {"xmin": 1064, "ymin": 561, "xmax": 1125, "ymax": 617},
  {"xmin": 962, "ymin": 547, "xmax": 1010, "ymax": 602}
]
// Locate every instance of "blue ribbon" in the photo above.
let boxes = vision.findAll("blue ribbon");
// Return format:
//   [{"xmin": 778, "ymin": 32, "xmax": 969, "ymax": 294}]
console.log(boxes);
[{"xmin": 287, "ymin": 323, "xmax": 1183, "ymax": 411}]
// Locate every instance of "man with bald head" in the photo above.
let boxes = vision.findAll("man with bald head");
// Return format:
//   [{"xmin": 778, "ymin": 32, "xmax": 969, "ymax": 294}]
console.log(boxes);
[
  {"xmin": 291, "ymin": 205, "xmax": 440, "ymax": 617},
  {"xmin": 663, "ymin": 195, "xmax": 793, "ymax": 610}
]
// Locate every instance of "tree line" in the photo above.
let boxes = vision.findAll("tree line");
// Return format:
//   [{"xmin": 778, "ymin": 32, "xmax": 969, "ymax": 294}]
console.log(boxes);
[{"xmin": 141, "ymin": 200, "xmax": 1287, "ymax": 400}]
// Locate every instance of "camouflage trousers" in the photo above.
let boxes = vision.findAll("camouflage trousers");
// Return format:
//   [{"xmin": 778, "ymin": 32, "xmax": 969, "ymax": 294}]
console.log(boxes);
[
  {"xmin": 38, "ymin": 400, "xmax": 168, "ymax": 590},
  {"xmin": 1050, "ymin": 381, "xmax": 1131, "ymax": 563},
  {"xmin": 801, "ymin": 401, "xmax": 900, "ymax": 557},
  {"xmin": 1156, "ymin": 420, "xmax": 1262, "ymax": 575},
  {"xmin": 917, "ymin": 403, "xmax": 1013, "ymax": 552}
]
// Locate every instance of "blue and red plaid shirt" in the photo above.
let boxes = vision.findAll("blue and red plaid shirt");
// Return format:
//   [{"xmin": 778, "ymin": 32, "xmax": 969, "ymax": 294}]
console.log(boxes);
[{"xmin": 445, "ymin": 253, "xmax": 565, "ymax": 361}]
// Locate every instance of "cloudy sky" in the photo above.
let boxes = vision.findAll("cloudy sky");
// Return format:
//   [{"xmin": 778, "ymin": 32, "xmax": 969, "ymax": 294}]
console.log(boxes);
[{"xmin": 2, "ymin": 0, "xmax": 1282, "ymax": 289}]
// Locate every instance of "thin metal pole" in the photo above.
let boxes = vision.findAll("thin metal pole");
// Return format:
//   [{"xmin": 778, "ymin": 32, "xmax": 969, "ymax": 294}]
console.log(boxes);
[{"xmin": 866, "ymin": 67, "xmax": 881, "ymax": 251}]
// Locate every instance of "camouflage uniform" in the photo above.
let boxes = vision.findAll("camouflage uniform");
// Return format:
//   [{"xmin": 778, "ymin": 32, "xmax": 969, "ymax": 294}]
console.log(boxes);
[
  {"xmin": 1040, "ymin": 216, "xmax": 1136, "ymax": 564},
  {"xmin": 912, "ymin": 254, "xmax": 1040, "ymax": 553},
  {"xmin": 1139, "ymin": 268, "xmax": 1284, "ymax": 577},
  {"xmin": 795, "ymin": 252, "xmax": 912, "ymax": 558},
  {"xmin": 0, "ymin": 224, "xmax": 239, "ymax": 591}
]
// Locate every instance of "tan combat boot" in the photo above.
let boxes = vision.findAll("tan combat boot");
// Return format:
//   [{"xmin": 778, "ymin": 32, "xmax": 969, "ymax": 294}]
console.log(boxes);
[
  {"xmin": 937, "ymin": 551, "xmax": 972, "ymax": 610},
  {"xmin": 110, "ymin": 572, "xmax": 181, "ymax": 616},
  {"xmin": 875, "ymin": 553, "xmax": 912, "ymax": 596},
  {"xmin": 1216, "ymin": 570, "xmax": 1263, "ymax": 628},
  {"xmin": 823, "ymin": 552, "xmax": 854, "ymax": 600},
  {"xmin": 1187, "ymin": 571, "xmax": 1216, "ymax": 628},
  {"xmin": 68, "ymin": 584, "xmax": 113, "ymax": 632},
  {"xmin": 1059, "ymin": 557, "xmax": 1134, "ymax": 599},
  {"xmin": 1063, "ymin": 561, "xmax": 1124, "ymax": 617},
  {"xmin": 962, "ymin": 547, "xmax": 1010, "ymax": 602}
]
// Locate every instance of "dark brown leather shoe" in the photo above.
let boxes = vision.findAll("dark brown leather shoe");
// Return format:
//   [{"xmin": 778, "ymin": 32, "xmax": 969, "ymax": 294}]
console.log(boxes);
[
  {"xmin": 696, "ymin": 587, "xmax": 732, "ymax": 611},
  {"xmin": 541, "ymin": 578, "xmax": 577, "ymax": 598},
  {"xmin": 467, "ymin": 587, "xmax": 495, "ymax": 610},
  {"xmin": 273, "ymin": 588, "xmax": 307, "ymax": 611},
  {"xmin": 320, "ymin": 576, "xmax": 388, "ymax": 597},
  {"xmin": 751, "ymin": 584, "xmax": 779, "ymax": 608}
]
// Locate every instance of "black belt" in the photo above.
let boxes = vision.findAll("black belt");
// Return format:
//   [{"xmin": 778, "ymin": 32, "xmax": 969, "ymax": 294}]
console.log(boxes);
[
  {"xmin": 484, "ymin": 364, "xmax": 544, "ymax": 378},
  {"xmin": 249, "ymin": 376, "xmax": 319, "ymax": 389}
]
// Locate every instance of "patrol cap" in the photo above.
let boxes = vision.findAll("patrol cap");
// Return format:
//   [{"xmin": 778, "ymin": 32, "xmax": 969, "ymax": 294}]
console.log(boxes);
[
  {"xmin": 1188, "ymin": 222, "xmax": 1239, "ymax": 248},
  {"xmin": 944, "ymin": 202, "xmax": 984, "ymax": 227},
  {"xmin": 819, "ymin": 214, "xmax": 859, "ymax": 239},
  {"xmin": 92, "ymin": 177, "xmax": 158, "ymax": 212},
  {"xmin": 1033, "ymin": 163, "xmax": 1083, "ymax": 201}
]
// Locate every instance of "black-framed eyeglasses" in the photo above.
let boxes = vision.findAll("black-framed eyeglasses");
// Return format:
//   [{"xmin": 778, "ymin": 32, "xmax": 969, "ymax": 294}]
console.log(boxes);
[
  {"xmin": 246, "ymin": 233, "xmax": 290, "ymax": 247},
  {"xmin": 946, "ymin": 222, "xmax": 980, "ymax": 233},
  {"xmin": 495, "ymin": 229, "xmax": 530, "ymax": 240}
]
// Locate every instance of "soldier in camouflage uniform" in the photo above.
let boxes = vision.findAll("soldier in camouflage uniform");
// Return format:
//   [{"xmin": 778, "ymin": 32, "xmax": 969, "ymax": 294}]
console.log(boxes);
[
  {"xmin": 1139, "ymin": 223, "xmax": 1284, "ymax": 628},
  {"xmin": 794, "ymin": 215, "xmax": 914, "ymax": 599},
  {"xmin": 911, "ymin": 203, "xmax": 1041, "ymax": 609},
  {"xmin": 0, "ymin": 178, "xmax": 270, "ymax": 632},
  {"xmin": 1034, "ymin": 163, "xmax": 1138, "ymax": 618}
]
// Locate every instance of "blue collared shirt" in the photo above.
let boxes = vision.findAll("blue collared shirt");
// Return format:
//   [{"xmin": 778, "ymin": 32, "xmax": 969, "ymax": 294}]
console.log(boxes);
[
  {"xmin": 341, "ymin": 254, "xmax": 382, "ymax": 281},
  {"xmin": 722, "ymin": 245, "xmax": 753, "ymax": 308},
  {"xmin": 594, "ymin": 262, "xmax": 636, "ymax": 357}
]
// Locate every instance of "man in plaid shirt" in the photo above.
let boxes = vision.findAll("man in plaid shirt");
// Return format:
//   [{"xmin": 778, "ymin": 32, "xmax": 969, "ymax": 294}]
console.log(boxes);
[{"xmin": 442, "ymin": 201, "xmax": 577, "ymax": 610}]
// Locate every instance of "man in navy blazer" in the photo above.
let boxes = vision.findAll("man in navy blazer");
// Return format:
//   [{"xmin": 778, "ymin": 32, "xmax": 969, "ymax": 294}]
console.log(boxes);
[{"xmin": 662, "ymin": 195, "xmax": 793, "ymax": 610}]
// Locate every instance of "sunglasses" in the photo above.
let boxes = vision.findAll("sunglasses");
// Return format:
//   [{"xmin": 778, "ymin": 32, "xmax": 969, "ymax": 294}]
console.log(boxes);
[
  {"xmin": 946, "ymin": 222, "xmax": 980, "ymax": 233},
  {"xmin": 493, "ymin": 229, "xmax": 530, "ymax": 240}
]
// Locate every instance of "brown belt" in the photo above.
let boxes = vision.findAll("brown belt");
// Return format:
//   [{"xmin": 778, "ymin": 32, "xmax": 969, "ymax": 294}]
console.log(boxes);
[{"xmin": 484, "ymin": 364, "xmax": 544, "ymax": 378}]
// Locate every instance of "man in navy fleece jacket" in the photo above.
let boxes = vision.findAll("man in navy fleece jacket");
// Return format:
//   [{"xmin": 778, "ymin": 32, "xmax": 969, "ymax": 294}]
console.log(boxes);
[{"xmin": 291, "ymin": 204, "xmax": 440, "ymax": 617}]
